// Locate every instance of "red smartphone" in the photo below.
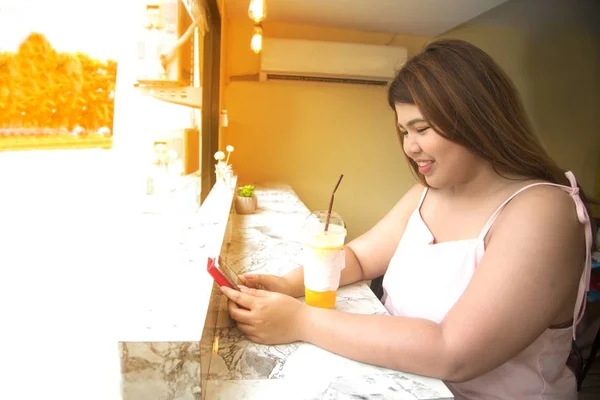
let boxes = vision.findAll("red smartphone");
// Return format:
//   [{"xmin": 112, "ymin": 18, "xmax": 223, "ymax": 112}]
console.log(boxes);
[{"xmin": 207, "ymin": 256, "xmax": 241, "ymax": 291}]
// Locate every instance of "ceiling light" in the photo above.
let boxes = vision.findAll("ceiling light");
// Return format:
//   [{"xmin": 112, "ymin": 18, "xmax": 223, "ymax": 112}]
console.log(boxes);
[
  {"xmin": 250, "ymin": 25, "xmax": 263, "ymax": 54},
  {"xmin": 248, "ymin": 0, "xmax": 266, "ymax": 24}
]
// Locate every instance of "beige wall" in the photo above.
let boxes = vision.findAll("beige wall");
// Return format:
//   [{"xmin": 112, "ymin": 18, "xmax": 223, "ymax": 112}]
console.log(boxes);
[
  {"xmin": 222, "ymin": 19, "xmax": 429, "ymax": 239},
  {"xmin": 439, "ymin": 0, "xmax": 600, "ymax": 207}
]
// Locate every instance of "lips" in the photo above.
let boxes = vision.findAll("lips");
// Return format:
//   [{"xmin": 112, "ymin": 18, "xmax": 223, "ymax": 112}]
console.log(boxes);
[{"xmin": 415, "ymin": 160, "xmax": 434, "ymax": 175}]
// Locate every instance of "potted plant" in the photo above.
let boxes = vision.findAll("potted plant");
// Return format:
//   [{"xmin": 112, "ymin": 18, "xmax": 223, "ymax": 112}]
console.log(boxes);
[{"xmin": 235, "ymin": 184, "xmax": 258, "ymax": 214}]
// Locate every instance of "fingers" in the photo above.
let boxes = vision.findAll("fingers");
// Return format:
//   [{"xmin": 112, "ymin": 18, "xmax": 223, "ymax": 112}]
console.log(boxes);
[
  {"xmin": 236, "ymin": 322, "xmax": 255, "ymax": 335},
  {"xmin": 228, "ymin": 304, "xmax": 262, "ymax": 343},
  {"xmin": 236, "ymin": 323, "xmax": 263, "ymax": 344},
  {"xmin": 241, "ymin": 274, "xmax": 259, "ymax": 287},
  {"xmin": 242, "ymin": 274, "xmax": 268, "ymax": 290},
  {"xmin": 220, "ymin": 286, "xmax": 256, "ymax": 309},
  {"xmin": 240, "ymin": 285, "xmax": 269, "ymax": 297},
  {"xmin": 227, "ymin": 300, "xmax": 253, "ymax": 324}
]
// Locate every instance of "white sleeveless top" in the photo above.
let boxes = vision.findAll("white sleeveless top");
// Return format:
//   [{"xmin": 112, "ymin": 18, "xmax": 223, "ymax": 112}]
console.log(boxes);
[{"xmin": 381, "ymin": 171, "xmax": 593, "ymax": 399}]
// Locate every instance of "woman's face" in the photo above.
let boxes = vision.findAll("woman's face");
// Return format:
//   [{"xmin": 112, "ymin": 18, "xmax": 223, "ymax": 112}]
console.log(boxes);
[{"xmin": 394, "ymin": 103, "xmax": 482, "ymax": 189}]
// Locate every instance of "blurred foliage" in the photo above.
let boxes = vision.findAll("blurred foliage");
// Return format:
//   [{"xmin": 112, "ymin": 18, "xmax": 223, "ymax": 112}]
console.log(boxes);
[{"xmin": 0, "ymin": 32, "xmax": 117, "ymax": 134}]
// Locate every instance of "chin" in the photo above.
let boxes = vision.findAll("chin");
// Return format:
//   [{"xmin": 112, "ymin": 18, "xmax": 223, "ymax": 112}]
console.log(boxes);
[{"xmin": 423, "ymin": 174, "xmax": 446, "ymax": 189}]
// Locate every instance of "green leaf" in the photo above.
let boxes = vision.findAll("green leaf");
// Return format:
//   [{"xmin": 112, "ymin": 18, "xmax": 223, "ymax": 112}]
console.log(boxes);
[{"xmin": 237, "ymin": 185, "xmax": 255, "ymax": 197}]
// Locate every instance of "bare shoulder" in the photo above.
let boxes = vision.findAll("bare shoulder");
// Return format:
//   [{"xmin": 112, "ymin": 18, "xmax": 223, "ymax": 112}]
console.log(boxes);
[
  {"xmin": 497, "ymin": 184, "xmax": 580, "ymax": 227},
  {"xmin": 382, "ymin": 183, "xmax": 426, "ymax": 222},
  {"xmin": 490, "ymin": 183, "xmax": 584, "ymax": 259},
  {"xmin": 399, "ymin": 183, "xmax": 426, "ymax": 211}
]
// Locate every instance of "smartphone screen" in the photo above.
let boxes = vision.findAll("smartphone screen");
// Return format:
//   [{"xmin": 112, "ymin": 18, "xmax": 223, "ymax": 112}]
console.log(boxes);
[{"xmin": 217, "ymin": 257, "xmax": 242, "ymax": 290}]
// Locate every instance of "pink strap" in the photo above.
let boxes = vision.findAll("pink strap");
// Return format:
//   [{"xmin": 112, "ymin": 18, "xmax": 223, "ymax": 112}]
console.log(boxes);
[
  {"xmin": 477, "ymin": 171, "xmax": 592, "ymax": 339},
  {"xmin": 564, "ymin": 172, "xmax": 593, "ymax": 340},
  {"xmin": 477, "ymin": 183, "xmax": 552, "ymax": 240}
]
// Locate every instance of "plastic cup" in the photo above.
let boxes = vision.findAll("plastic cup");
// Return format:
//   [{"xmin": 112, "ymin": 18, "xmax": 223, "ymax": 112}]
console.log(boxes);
[{"xmin": 301, "ymin": 211, "xmax": 347, "ymax": 308}]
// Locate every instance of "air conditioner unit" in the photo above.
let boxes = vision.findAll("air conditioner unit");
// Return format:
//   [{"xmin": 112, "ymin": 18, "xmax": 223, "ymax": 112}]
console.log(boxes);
[{"xmin": 257, "ymin": 38, "xmax": 407, "ymax": 86}]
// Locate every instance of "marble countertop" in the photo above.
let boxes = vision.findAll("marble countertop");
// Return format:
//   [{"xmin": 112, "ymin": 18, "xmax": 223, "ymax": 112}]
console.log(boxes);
[
  {"xmin": 118, "ymin": 181, "xmax": 453, "ymax": 400},
  {"xmin": 204, "ymin": 183, "xmax": 454, "ymax": 400}
]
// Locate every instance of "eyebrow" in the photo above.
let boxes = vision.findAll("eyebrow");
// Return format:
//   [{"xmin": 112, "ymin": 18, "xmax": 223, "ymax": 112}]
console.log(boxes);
[{"xmin": 397, "ymin": 118, "xmax": 427, "ymax": 129}]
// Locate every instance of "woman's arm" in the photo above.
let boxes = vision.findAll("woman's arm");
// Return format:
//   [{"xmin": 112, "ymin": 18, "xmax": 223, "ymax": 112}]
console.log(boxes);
[
  {"xmin": 291, "ymin": 186, "xmax": 586, "ymax": 381},
  {"xmin": 273, "ymin": 184, "xmax": 424, "ymax": 297}
]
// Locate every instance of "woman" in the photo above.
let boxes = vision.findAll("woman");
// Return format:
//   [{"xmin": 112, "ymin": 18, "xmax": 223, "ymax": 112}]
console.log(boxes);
[{"xmin": 220, "ymin": 39, "xmax": 596, "ymax": 399}]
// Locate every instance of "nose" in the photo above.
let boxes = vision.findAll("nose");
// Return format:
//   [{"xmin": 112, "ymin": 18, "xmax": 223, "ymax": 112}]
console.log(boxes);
[{"xmin": 403, "ymin": 132, "xmax": 421, "ymax": 158}]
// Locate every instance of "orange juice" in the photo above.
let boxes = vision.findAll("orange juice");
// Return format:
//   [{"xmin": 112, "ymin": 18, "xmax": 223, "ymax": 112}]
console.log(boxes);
[
  {"xmin": 304, "ymin": 288, "xmax": 337, "ymax": 309},
  {"xmin": 301, "ymin": 211, "xmax": 346, "ymax": 309}
]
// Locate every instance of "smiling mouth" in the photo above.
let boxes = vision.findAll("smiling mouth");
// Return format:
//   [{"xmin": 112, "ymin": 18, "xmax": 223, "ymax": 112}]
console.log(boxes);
[{"xmin": 415, "ymin": 160, "xmax": 434, "ymax": 167}]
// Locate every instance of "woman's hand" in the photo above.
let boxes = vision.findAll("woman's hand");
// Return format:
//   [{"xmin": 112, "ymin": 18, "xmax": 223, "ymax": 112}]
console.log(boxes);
[
  {"xmin": 239, "ymin": 273, "xmax": 294, "ymax": 296},
  {"xmin": 220, "ymin": 286, "xmax": 308, "ymax": 345}
]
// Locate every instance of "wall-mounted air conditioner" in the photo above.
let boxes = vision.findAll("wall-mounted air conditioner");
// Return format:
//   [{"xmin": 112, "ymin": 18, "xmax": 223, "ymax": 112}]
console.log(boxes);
[{"xmin": 256, "ymin": 38, "xmax": 407, "ymax": 86}]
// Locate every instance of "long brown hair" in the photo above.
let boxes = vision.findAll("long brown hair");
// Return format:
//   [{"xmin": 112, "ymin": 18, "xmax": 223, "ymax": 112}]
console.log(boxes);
[{"xmin": 388, "ymin": 38, "xmax": 596, "ymax": 247}]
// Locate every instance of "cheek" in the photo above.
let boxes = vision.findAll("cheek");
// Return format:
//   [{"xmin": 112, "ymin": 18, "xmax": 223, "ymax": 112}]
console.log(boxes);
[
  {"xmin": 425, "ymin": 138, "xmax": 470, "ymax": 170},
  {"xmin": 420, "ymin": 134, "xmax": 448, "ymax": 159},
  {"xmin": 442, "ymin": 144, "xmax": 479, "ymax": 175}
]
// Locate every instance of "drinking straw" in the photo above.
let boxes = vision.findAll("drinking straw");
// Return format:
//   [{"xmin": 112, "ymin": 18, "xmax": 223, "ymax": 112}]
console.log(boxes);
[{"xmin": 324, "ymin": 174, "xmax": 344, "ymax": 232}]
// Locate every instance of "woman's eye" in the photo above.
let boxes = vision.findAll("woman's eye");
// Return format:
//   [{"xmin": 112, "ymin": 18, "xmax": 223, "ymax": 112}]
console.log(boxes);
[
  {"xmin": 416, "ymin": 127, "xmax": 430, "ymax": 133},
  {"xmin": 399, "ymin": 129, "xmax": 408, "ymax": 136}
]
